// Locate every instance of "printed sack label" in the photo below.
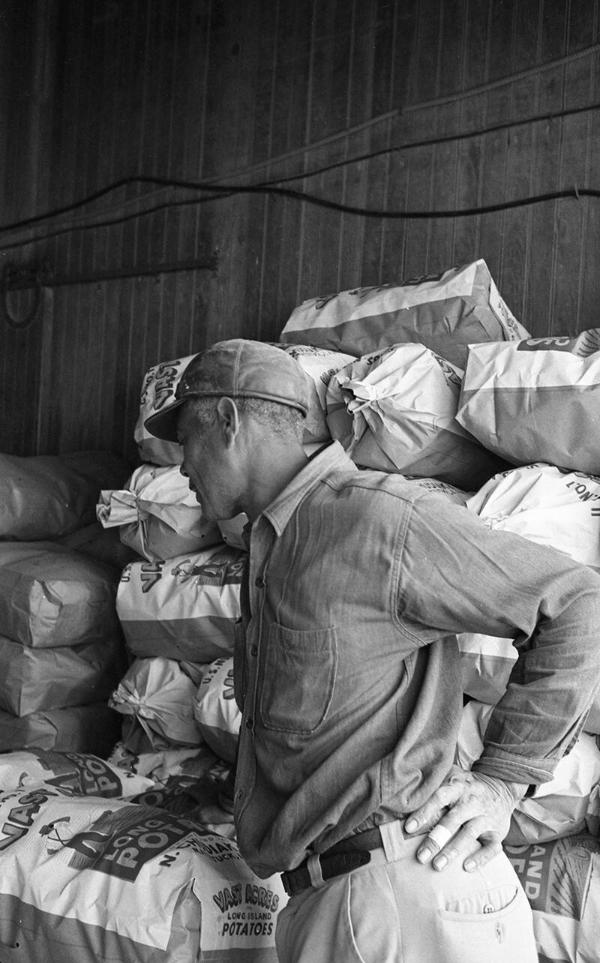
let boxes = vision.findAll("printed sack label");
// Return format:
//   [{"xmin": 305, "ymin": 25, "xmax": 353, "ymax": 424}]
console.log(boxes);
[
  {"xmin": 193, "ymin": 657, "xmax": 241, "ymax": 763},
  {"xmin": 116, "ymin": 545, "xmax": 245, "ymax": 662},
  {"xmin": 280, "ymin": 259, "xmax": 528, "ymax": 368},
  {"xmin": 456, "ymin": 331, "xmax": 600, "ymax": 473},
  {"xmin": 466, "ymin": 462, "xmax": 600, "ymax": 571},
  {"xmin": 108, "ymin": 739, "xmax": 227, "ymax": 788},
  {"xmin": 134, "ymin": 354, "xmax": 197, "ymax": 466},
  {"xmin": 0, "ymin": 749, "xmax": 154, "ymax": 798},
  {"xmin": 279, "ymin": 343, "xmax": 355, "ymax": 443},
  {"xmin": 0, "ymin": 786, "xmax": 285, "ymax": 962},
  {"xmin": 505, "ymin": 833, "xmax": 600, "ymax": 963}
]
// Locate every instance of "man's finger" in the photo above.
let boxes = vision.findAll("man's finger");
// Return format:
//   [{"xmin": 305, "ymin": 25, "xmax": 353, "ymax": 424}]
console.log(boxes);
[
  {"xmin": 462, "ymin": 836, "xmax": 503, "ymax": 873},
  {"xmin": 416, "ymin": 811, "xmax": 486, "ymax": 866},
  {"xmin": 403, "ymin": 783, "xmax": 464, "ymax": 833},
  {"xmin": 415, "ymin": 820, "xmax": 458, "ymax": 864}
]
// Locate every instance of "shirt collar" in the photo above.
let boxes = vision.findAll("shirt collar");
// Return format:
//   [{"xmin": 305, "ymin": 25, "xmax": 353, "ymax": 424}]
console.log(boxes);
[{"xmin": 259, "ymin": 441, "xmax": 356, "ymax": 537}]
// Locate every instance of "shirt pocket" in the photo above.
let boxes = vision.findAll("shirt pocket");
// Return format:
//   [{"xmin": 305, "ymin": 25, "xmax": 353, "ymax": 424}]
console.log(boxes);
[{"xmin": 259, "ymin": 623, "xmax": 337, "ymax": 734}]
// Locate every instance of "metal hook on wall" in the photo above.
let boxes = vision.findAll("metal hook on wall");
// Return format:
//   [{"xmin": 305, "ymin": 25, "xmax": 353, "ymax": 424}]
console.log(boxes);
[{"xmin": 1, "ymin": 262, "xmax": 43, "ymax": 329}]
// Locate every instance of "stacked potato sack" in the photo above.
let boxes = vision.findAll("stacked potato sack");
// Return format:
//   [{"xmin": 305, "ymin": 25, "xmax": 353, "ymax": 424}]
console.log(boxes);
[
  {"xmin": 280, "ymin": 278, "xmax": 600, "ymax": 959},
  {"xmin": 504, "ymin": 833, "xmax": 600, "ymax": 963},
  {"xmin": 448, "ymin": 332, "xmax": 600, "ymax": 963},
  {"xmin": 93, "ymin": 361, "xmax": 247, "ymax": 790},
  {"xmin": 132, "ymin": 263, "xmax": 532, "ymax": 781},
  {"xmin": 280, "ymin": 259, "xmax": 529, "ymax": 490},
  {"xmin": 0, "ymin": 451, "xmax": 131, "ymax": 755},
  {"xmin": 0, "ymin": 749, "xmax": 286, "ymax": 963},
  {"xmin": 457, "ymin": 462, "xmax": 600, "ymax": 710}
]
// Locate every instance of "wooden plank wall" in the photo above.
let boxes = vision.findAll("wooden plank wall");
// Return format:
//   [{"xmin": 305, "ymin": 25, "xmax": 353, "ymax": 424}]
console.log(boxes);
[{"xmin": 0, "ymin": 0, "xmax": 599, "ymax": 460}]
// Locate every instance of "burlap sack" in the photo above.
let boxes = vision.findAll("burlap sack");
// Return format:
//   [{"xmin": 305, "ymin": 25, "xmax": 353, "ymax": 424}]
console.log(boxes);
[
  {"xmin": 457, "ymin": 330, "xmax": 600, "ymax": 473},
  {"xmin": 280, "ymin": 259, "xmax": 528, "ymax": 368}
]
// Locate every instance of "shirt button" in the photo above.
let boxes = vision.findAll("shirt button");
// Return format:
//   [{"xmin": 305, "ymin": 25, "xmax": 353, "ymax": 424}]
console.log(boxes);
[
  {"xmin": 250, "ymin": 645, "xmax": 258, "ymax": 657},
  {"xmin": 255, "ymin": 575, "xmax": 266, "ymax": 588}
]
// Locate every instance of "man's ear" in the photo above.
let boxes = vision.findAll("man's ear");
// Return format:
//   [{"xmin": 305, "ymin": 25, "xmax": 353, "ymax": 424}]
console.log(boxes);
[{"xmin": 216, "ymin": 396, "xmax": 240, "ymax": 446}]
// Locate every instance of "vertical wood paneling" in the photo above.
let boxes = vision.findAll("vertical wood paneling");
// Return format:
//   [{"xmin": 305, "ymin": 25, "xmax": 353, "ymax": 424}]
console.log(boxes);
[{"xmin": 1, "ymin": 0, "xmax": 600, "ymax": 458}]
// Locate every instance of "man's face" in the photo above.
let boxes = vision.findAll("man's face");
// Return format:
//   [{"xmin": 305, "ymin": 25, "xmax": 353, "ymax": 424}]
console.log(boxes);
[{"xmin": 177, "ymin": 401, "xmax": 241, "ymax": 522}]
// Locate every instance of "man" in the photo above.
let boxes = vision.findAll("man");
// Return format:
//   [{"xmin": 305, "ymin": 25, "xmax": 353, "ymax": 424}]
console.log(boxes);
[{"xmin": 146, "ymin": 338, "xmax": 600, "ymax": 963}]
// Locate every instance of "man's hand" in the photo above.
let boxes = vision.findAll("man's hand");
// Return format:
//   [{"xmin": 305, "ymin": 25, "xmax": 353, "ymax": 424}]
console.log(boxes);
[{"xmin": 403, "ymin": 766, "xmax": 529, "ymax": 872}]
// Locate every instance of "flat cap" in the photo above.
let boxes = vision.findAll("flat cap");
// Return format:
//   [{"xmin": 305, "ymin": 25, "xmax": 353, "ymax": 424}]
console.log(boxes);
[{"xmin": 145, "ymin": 338, "xmax": 310, "ymax": 442}]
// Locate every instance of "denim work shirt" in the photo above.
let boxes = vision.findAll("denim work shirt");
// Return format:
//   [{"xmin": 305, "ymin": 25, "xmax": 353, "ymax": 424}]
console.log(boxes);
[{"xmin": 233, "ymin": 442, "xmax": 600, "ymax": 878}]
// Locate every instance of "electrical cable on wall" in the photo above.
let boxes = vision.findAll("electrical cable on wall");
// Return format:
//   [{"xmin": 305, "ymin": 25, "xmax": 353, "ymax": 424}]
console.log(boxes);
[
  {"xmin": 1, "ymin": 97, "xmax": 600, "ymax": 251},
  {"xmin": 0, "ymin": 179, "xmax": 599, "ymax": 253}
]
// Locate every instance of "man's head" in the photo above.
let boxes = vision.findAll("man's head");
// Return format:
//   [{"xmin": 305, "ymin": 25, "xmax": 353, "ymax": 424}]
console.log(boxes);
[{"xmin": 145, "ymin": 339, "xmax": 312, "ymax": 520}]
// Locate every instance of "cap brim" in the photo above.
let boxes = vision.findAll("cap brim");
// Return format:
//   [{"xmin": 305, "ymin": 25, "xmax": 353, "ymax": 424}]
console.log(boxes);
[{"xmin": 144, "ymin": 397, "xmax": 186, "ymax": 443}]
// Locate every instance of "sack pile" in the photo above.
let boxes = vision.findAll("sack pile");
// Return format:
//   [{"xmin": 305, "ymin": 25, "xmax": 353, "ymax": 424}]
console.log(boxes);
[
  {"xmin": 97, "ymin": 362, "xmax": 250, "ymax": 803},
  {"xmin": 0, "ymin": 452, "xmax": 132, "ymax": 755},
  {"xmin": 504, "ymin": 833, "xmax": 600, "ymax": 963},
  {"xmin": 0, "ymin": 777, "xmax": 286, "ymax": 963},
  {"xmin": 8, "ymin": 262, "xmax": 590, "ymax": 962},
  {"xmin": 277, "ymin": 263, "xmax": 600, "ymax": 960},
  {"xmin": 0, "ymin": 438, "xmax": 281, "ymax": 961},
  {"xmin": 278, "ymin": 259, "xmax": 524, "ymax": 489}
]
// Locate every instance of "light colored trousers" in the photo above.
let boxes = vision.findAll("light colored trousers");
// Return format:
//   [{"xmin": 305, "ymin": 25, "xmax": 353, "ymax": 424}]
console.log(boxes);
[{"xmin": 276, "ymin": 821, "xmax": 537, "ymax": 963}]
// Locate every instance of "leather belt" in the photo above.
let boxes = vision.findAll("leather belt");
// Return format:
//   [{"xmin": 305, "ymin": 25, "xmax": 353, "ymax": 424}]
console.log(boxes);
[{"xmin": 281, "ymin": 826, "xmax": 384, "ymax": 898}]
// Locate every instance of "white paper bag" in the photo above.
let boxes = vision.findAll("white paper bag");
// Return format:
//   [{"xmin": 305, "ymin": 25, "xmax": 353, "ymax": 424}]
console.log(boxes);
[
  {"xmin": 135, "ymin": 353, "xmax": 197, "ymax": 465},
  {"xmin": 326, "ymin": 343, "xmax": 503, "ymax": 488},
  {"xmin": 281, "ymin": 259, "xmax": 528, "ymax": 368},
  {"xmin": 98, "ymin": 463, "xmax": 221, "ymax": 561},
  {"xmin": 457, "ymin": 330, "xmax": 600, "ymax": 472}
]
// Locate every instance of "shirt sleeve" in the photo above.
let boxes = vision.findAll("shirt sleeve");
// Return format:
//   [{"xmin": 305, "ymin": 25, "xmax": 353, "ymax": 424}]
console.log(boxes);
[{"xmin": 396, "ymin": 492, "xmax": 600, "ymax": 785}]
